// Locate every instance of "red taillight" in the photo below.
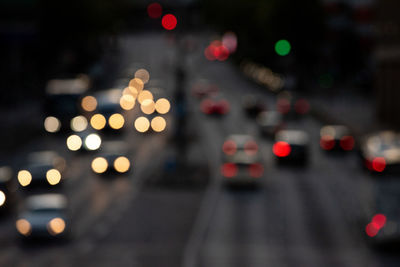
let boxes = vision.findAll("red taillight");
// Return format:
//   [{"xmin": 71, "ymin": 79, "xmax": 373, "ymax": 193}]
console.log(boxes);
[
  {"xmin": 249, "ymin": 163, "xmax": 263, "ymax": 178},
  {"xmin": 222, "ymin": 140, "xmax": 237, "ymax": 155},
  {"xmin": 372, "ymin": 214, "xmax": 387, "ymax": 229},
  {"xmin": 221, "ymin": 163, "xmax": 237, "ymax": 178},
  {"xmin": 294, "ymin": 98, "xmax": 310, "ymax": 114},
  {"xmin": 372, "ymin": 157, "xmax": 386, "ymax": 172},
  {"xmin": 320, "ymin": 135, "xmax": 335, "ymax": 150},
  {"xmin": 244, "ymin": 141, "xmax": 258, "ymax": 156},
  {"xmin": 273, "ymin": 141, "xmax": 291, "ymax": 157},
  {"xmin": 340, "ymin": 135, "xmax": 354, "ymax": 151},
  {"xmin": 201, "ymin": 99, "xmax": 213, "ymax": 114},
  {"xmin": 219, "ymin": 100, "xmax": 230, "ymax": 114},
  {"xmin": 365, "ymin": 222, "xmax": 380, "ymax": 237},
  {"xmin": 277, "ymin": 98, "xmax": 291, "ymax": 114}
]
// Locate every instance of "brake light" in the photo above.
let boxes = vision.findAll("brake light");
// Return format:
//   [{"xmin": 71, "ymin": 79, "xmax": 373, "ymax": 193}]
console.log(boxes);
[
  {"xmin": 201, "ymin": 99, "xmax": 213, "ymax": 114},
  {"xmin": 222, "ymin": 140, "xmax": 237, "ymax": 155},
  {"xmin": 219, "ymin": 100, "xmax": 230, "ymax": 114},
  {"xmin": 221, "ymin": 163, "xmax": 237, "ymax": 178},
  {"xmin": 273, "ymin": 141, "xmax": 291, "ymax": 157},
  {"xmin": 249, "ymin": 163, "xmax": 263, "ymax": 178},
  {"xmin": 340, "ymin": 135, "xmax": 354, "ymax": 151},
  {"xmin": 320, "ymin": 135, "xmax": 335, "ymax": 150},
  {"xmin": 244, "ymin": 141, "xmax": 258, "ymax": 155},
  {"xmin": 372, "ymin": 157, "xmax": 386, "ymax": 172},
  {"xmin": 277, "ymin": 98, "xmax": 291, "ymax": 114},
  {"xmin": 366, "ymin": 214, "xmax": 386, "ymax": 237}
]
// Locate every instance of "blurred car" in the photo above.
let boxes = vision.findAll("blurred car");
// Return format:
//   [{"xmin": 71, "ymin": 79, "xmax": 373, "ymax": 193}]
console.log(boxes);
[
  {"xmin": 276, "ymin": 92, "xmax": 310, "ymax": 118},
  {"xmin": 43, "ymin": 76, "xmax": 90, "ymax": 133},
  {"xmin": 89, "ymin": 89, "xmax": 126, "ymax": 132},
  {"xmin": 242, "ymin": 94, "xmax": 267, "ymax": 117},
  {"xmin": 16, "ymin": 194, "xmax": 69, "ymax": 239},
  {"xmin": 91, "ymin": 141, "xmax": 131, "ymax": 175},
  {"xmin": 17, "ymin": 151, "xmax": 66, "ymax": 190},
  {"xmin": 191, "ymin": 80, "xmax": 219, "ymax": 98},
  {"xmin": 221, "ymin": 135, "xmax": 264, "ymax": 184},
  {"xmin": 66, "ymin": 129, "xmax": 102, "ymax": 152},
  {"xmin": 360, "ymin": 131, "xmax": 400, "ymax": 174},
  {"xmin": 273, "ymin": 130, "xmax": 309, "ymax": 164},
  {"xmin": 200, "ymin": 94, "xmax": 230, "ymax": 115},
  {"xmin": 0, "ymin": 166, "xmax": 13, "ymax": 211},
  {"xmin": 320, "ymin": 125, "xmax": 355, "ymax": 152},
  {"xmin": 256, "ymin": 111, "xmax": 285, "ymax": 137}
]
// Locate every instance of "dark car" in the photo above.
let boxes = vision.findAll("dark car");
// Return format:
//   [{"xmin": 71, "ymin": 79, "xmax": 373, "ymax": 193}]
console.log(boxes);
[
  {"xmin": 273, "ymin": 130, "xmax": 309, "ymax": 164},
  {"xmin": 221, "ymin": 135, "xmax": 264, "ymax": 184},
  {"xmin": 257, "ymin": 111, "xmax": 285, "ymax": 137},
  {"xmin": 242, "ymin": 94, "xmax": 267, "ymax": 117},
  {"xmin": 359, "ymin": 131, "xmax": 400, "ymax": 174},
  {"xmin": 16, "ymin": 194, "xmax": 70, "ymax": 240},
  {"xmin": 320, "ymin": 125, "xmax": 355, "ymax": 152}
]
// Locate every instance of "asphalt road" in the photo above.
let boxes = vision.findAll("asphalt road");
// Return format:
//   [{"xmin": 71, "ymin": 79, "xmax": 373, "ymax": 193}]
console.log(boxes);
[{"xmin": 0, "ymin": 32, "xmax": 400, "ymax": 267}]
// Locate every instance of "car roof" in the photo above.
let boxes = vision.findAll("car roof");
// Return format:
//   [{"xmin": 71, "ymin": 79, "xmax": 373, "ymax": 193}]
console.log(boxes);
[
  {"xmin": 27, "ymin": 151, "xmax": 60, "ymax": 165},
  {"xmin": 46, "ymin": 77, "xmax": 89, "ymax": 95},
  {"xmin": 320, "ymin": 125, "xmax": 350, "ymax": 137},
  {"xmin": 25, "ymin": 194, "xmax": 67, "ymax": 210},
  {"xmin": 226, "ymin": 134, "xmax": 255, "ymax": 147},
  {"xmin": 276, "ymin": 130, "xmax": 309, "ymax": 144},
  {"xmin": 101, "ymin": 141, "xmax": 128, "ymax": 154}
]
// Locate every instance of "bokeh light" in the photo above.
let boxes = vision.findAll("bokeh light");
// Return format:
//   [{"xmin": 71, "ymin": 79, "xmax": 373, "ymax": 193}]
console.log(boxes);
[
  {"xmin": 155, "ymin": 98, "xmax": 171, "ymax": 114},
  {"xmin": 162, "ymin": 14, "xmax": 177, "ymax": 30},
  {"xmin": 222, "ymin": 31, "xmax": 238, "ymax": 53},
  {"xmin": 91, "ymin": 157, "xmax": 108, "ymax": 174},
  {"xmin": 46, "ymin": 169, "xmax": 62, "ymax": 185},
  {"xmin": 221, "ymin": 163, "xmax": 237, "ymax": 178},
  {"xmin": 120, "ymin": 94, "xmax": 136, "ymax": 110},
  {"xmin": 90, "ymin": 114, "xmax": 106, "ymax": 130},
  {"xmin": 67, "ymin": 135, "xmax": 82, "ymax": 151},
  {"xmin": 151, "ymin": 116, "xmax": 166, "ymax": 132},
  {"xmin": 114, "ymin": 157, "xmax": 130, "ymax": 173},
  {"xmin": 17, "ymin": 170, "xmax": 32, "ymax": 187},
  {"xmin": 108, "ymin": 113, "xmax": 125, "ymax": 130},
  {"xmin": 372, "ymin": 157, "xmax": 386, "ymax": 172},
  {"xmin": 273, "ymin": 141, "xmax": 291, "ymax": 157},
  {"xmin": 275, "ymin": 39, "xmax": 291, "ymax": 56},
  {"xmin": 70, "ymin": 115, "xmax": 88, "ymax": 132},
  {"xmin": 16, "ymin": 219, "xmax": 31, "ymax": 236},
  {"xmin": 0, "ymin": 191, "xmax": 6, "ymax": 206},
  {"xmin": 44, "ymin": 116, "xmax": 61, "ymax": 133},
  {"xmin": 84, "ymin": 133, "xmax": 102, "ymax": 150},
  {"xmin": 135, "ymin": 117, "xmax": 150, "ymax": 133},
  {"xmin": 47, "ymin": 218, "xmax": 66, "ymax": 235},
  {"xmin": 129, "ymin": 78, "xmax": 144, "ymax": 94},
  {"xmin": 141, "ymin": 99, "xmax": 156, "ymax": 114},
  {"xmin": 138, "ymin": 90, "xmax": 153, "ymax": 104},
  {"xmin": 147, "ymin": 2, "xmax": 162, "ymax": 19},
  {"xmin": 222, "ymin": 140, "xmax": 237, "ymax": 155},
  {"xmin": 81, "ymin": 96, "xmax": 97, "ymax": 112},
  {"xmin": 135, "ymin": 69, "xmax": 150, "ymax": 84}
]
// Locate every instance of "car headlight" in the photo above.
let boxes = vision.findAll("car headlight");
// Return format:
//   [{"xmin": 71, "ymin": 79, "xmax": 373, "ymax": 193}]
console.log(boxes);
[
  {"xmin": 84, "ymin": 133, "xmax": 101, "ymax": 151},
  {"xmin": 47, "ymin": 217, "xmax": 66, "ymax": 236},
  {"xmin": 44, "ymin": 116, "xmax": 61, "ymax": 133},
  {"xmin": 114, "ymin": 157, "xmax": 130, "ymax": 173},
  {"xmin": 90, "ymin": 114, "xmax": 106, "ymax": 130},
  {"xmin": 46, "ymin": 169, "xmax": 62, "ymax": 185},
  {"xmin": 0, "ymin": 190, "xmax": 6, "ymax": 206},
  {"xmin": 16, "ymin": 219, "xmax": 31, "ymax": 236},
  {"xmin": 91, "ymin": 157, "xmax": 108, "ymax": 174},
  {"xmin": 17, "ymin": 170, "xmax": 32, "ymax": 187},
  {"xmin": 108, "ymin": 113, "xmax": 125, "ymax": 130},
  {"xmin": 67, "ymin": 134, "xmax": 82, "ymax": 151}
]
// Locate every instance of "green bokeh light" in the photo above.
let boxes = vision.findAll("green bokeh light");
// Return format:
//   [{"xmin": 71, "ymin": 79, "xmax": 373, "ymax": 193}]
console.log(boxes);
[{"xmin": 275, "ymin": 39, "xmax": 291, "ymax": 56}]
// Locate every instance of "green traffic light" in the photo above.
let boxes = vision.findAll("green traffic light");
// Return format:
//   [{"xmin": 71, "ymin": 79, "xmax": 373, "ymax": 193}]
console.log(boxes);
[{"xmin": 275, "ymin": 40, "xmax": 291, "ymax": 56}]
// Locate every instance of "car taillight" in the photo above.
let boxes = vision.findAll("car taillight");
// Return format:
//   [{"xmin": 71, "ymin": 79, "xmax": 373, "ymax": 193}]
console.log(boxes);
[
  {"xmin": 366, "ymin": 214, "xmax": 386, "ymax": 237},
  {"xmin": 273, "ymin": 141, "xmax": 291, "ymax": 157},
  {"xmin": 294, "ymin": 98, "xmax": 310, "ymax": 114},
  {"xmin": 244, "ymin": 141, "xmax": 258, "ymax": 155},
  {"xmin": 201, "ymin": 99, "xmax": 213, "ymax": 114},
  {"xmin": 249, "ymin": 163, "xmax": 263, "ymax": 178},
  {"xmin": 222, "ymin": 140, "xmax": 237, "ymax": 155},
  {"xmin": 340, "ymin": 135, "xmax": 354, "ymax": 151},
  {"xmin": 221, "ymin": 163, "xmax": 237, "ymax": 178},
  {"xmin": 219, "ymin": 100, "xmax": 230, "ymax": 114},
  {"xmin": 277, "ymin": 98, "xmax": 291, "ymax": 114},
  {"xmin": 320, "ymin": 135, "xmax": 335, "ymax": 150},
  {"xmin": 372, "ymin": 157, "xmax": 386, "ymax": 172}
]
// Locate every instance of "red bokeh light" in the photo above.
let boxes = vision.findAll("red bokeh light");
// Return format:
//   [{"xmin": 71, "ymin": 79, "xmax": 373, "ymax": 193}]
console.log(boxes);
[
  {"xmin": 277, "ymin": 98, "xmax": 291, "ymax": 114},
  {"xmin": 221, "ymin": 163, "xmax": 238, "ymax": 178},
  {"xmin": 222, "ymin": 140, "xmax": 237, "ymax": 155},
  {"xmin": 200, "ymin": 99, "xmax": 213, "ymax": 114},
  {"xmin": 320, "ymin": 135, "xmax": 335, "ymax": 150},
  {"xmin": 204, "ymin": 46, "xmax": 216, "ymax": 61},
  {"xmin": 218, "ymin": 100, "xmax": 230, "ymax": 114},
  {"xmin": 215, "ymin": 45, "xmax": 230, "ymax": 61},
  {"xmin": 365, "ymin": 222, "xmax": 380, "ymax": 237},
  {"xmin": 162, "ymin": 14, "xmax": 177, "ymax": 30},
  {"xmin": 244, "ymin": 141, "xmax": 258, "ymax": 156},
  {"xmin": 273, "ymin": 141, "xmax": 291, "ymax": 157},
  {"xmin": 340, "ymin": 135, "xmax": 355, "ymax": 151},
  {"xmin": 372, "ymin": 157, "xmax": 386, "ymax": 172},
  {"xmin": 294, "ymin": 99, "xmax": 310, "ymax": 114},
  {"xmin": 249, "ymin": 163, "xmax": 263, "ymax": 178},
  {"xmin": 372, "ymin": 214, "xmax": 387, "ymax": 229},
  {"xmin": 147, "ymin": 3, "xmax": 162, "ymax": 19}
]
